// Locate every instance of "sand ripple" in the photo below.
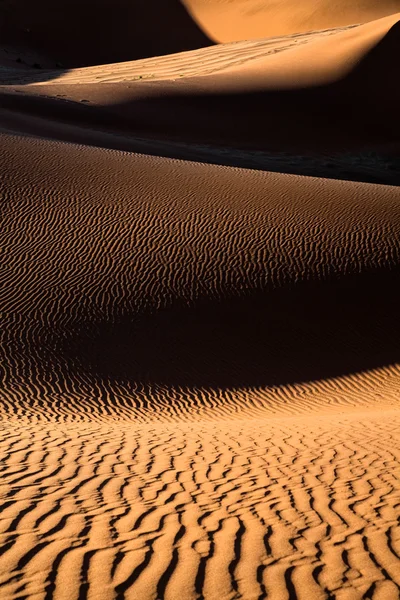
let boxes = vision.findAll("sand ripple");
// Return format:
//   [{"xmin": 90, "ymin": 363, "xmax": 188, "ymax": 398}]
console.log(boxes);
[{"xmin": 1, "ymin": 414, "xmax": 400, "ymax": 599}]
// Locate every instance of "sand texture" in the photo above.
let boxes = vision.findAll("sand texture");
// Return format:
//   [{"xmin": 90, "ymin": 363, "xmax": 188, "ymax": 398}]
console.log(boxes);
[{"xmin": 1, "ymin": 3, "xmax": 400, "ymax": 600}]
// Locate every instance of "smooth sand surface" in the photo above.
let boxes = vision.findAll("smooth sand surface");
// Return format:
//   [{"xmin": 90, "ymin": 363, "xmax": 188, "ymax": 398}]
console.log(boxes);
[
  {"xmin": 1, "ymin": 6, "xmax": 400, "ymax": 600},
  {"xmin": 186, "ymin": 0, "xmax": 400, "ymax": 42}
]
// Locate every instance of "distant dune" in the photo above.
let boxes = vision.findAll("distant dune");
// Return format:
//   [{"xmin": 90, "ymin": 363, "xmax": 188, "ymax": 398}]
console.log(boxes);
[
  {"xmin": 1, "ymin": 4, "xmax": 400, "ymax": 599},
  {"xmin": 187, "ymin": 0, "xmax": 400, "ymax": 42}
]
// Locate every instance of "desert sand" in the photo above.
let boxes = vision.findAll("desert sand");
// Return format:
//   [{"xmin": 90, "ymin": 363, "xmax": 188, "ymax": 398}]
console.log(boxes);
[{"xmin": 1, "ymin": 3, "xmax": 400, "ymax": 600}]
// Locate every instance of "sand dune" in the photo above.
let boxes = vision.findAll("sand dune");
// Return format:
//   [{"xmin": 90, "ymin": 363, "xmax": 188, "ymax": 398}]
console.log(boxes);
[
  {"xmin": 2, "ymin": 133, "xmax": 400, "ymax": 413},
  {"xmin": 1, "ymin": 129, "xmax": 400, "ymax": 598},
  {"xmin": 1, "ymin": 6, "xmax": 400, "ymax": 600}
]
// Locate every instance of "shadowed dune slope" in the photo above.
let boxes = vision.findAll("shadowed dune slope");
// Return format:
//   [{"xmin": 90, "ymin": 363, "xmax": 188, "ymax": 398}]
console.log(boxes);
[
  {"xmin": 67, "ymin": 14, "xmax": 400, "ymax": 152},
  {"xmin": 61, "ymin": 14, "xmax": 400, "ymax": 151},
  {"xmin": 0, "ymin": 0, "xmax": 214, "ymax": 68}
]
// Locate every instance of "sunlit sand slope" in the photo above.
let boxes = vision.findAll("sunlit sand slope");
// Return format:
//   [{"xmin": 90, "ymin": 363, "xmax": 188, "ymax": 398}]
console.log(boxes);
[
  {"xmin": 1, "ymin": 131, "xmax": 400, "ymax": 597},
  {"xmin": 1, "ymin": 414, "xmax": 400, "ymax": 599},
  {"xmin": 186, "ymin": 0, "xmax": 400, "ymax": 42}
]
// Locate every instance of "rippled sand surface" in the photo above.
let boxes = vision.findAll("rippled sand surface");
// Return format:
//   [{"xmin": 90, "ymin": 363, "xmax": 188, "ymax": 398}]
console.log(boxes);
[{"xmin": 1, "ymin": 132, "xmax": 400, "ymax": 599}]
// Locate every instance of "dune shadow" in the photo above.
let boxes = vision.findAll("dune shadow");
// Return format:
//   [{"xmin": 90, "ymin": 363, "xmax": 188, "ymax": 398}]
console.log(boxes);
[
  {"xmin": 50, "ymin": 268, "xmax": 400, "ymax": 390},
  {"xmin": 0, "ymin": 0, "xmax": 214, "ymax": 69}
]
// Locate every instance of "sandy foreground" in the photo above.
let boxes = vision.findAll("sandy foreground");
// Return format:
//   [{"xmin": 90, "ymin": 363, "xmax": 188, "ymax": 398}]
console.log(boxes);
[{"xmin": 1, "ymin": 5, "xmax": 400, "ymax": 600}]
